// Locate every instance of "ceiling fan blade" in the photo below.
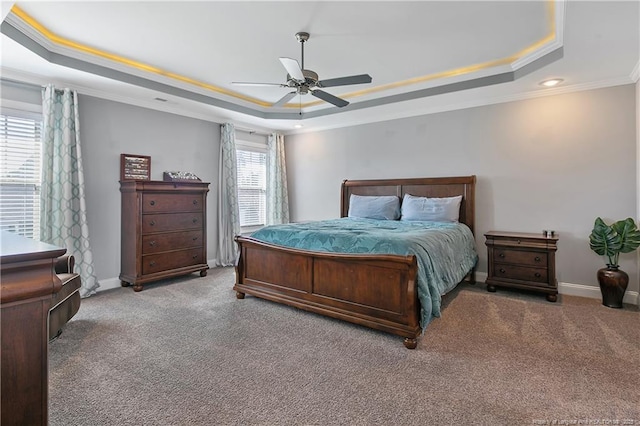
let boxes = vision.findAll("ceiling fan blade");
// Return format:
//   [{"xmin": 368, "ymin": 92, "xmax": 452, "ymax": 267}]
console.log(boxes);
[
  {"xmin": 272, "ymin": 91, "xmax": 297, "ymax": 107},
  {"xmin": 311, "ymin": 89, "xmax": 349, "ymax": 108},
  {"xmin": 231, "ymin": 82, "xmax": 286, "ymax": 87},
  {"xmin": 279, "ymin": 57, "xmax": 305, "ymax": 82},
  {"xmin": 317, "ymin": 74, "xmax": 372, "ymax": 88}
]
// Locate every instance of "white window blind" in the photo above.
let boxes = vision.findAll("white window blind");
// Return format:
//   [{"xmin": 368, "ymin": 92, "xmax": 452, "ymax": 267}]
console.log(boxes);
[
  {"xmin": 0, "ymin": 112, "xmax": 43, "ymax": 240},
  {"xmin": 236, "ymin": 147, "xmax": 266, "ymax": 228}
]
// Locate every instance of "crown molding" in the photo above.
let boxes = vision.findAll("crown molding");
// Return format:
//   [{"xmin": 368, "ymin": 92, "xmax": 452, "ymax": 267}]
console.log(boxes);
[
  {"xmin": 5, "ymin": 65, "xmax": 632, "ymax": 137},
  {"xmin": 287, "ymin": 76, "xmax": 636, "ymax": 136},
  {"xmin": 511, "ymin": 0, "xmax": 565, "ymax": 71},
  {"xmin": 3, "ymin": 3, "xmax": 565, "ymax": 119},
  {"xmin": 4, "ymin": 64, "xmax": 632, "ymax": 138},
  {"xmin": 0, "ymin": 67, "xmax": 276, "ymax": 134}
]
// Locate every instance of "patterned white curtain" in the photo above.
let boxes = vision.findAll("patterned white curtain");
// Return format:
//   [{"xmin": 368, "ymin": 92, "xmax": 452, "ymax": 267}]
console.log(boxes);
[
  {"xmin": 266, "ymin": 133, "xmax": 290, "ymax": 225},
  {"xmin": 41, "ymin": 85, "xmax": 99, "ymax": 297},
  {"xmin": 215, "ymin": 123, "xmax": 241, "ymax": 266}
]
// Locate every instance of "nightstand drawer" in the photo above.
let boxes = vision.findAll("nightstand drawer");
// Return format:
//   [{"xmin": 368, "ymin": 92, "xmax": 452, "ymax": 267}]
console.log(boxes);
[
  {"xmin": 485, "ymin": 231, "xmax": 559, "ymax": 302},
  {"xmin": 493, "ymin": 249, "xmax": 547, "ymax": 267},
  {"xmin": 493, "ymin": 264, "xmax": 549, "ymax": 284}
]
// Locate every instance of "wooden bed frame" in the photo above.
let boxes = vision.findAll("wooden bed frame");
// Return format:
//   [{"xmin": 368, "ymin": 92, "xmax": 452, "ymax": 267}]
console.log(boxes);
[{"xmin": 234, "ymin": 176, "xmax": 476, "ymax": 349}]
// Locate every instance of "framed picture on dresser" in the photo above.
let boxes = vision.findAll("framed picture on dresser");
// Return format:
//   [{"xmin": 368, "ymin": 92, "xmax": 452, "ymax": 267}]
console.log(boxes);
[{"xmin": 120, "ymin": 154, "xmax": 151, "ymax": 181}]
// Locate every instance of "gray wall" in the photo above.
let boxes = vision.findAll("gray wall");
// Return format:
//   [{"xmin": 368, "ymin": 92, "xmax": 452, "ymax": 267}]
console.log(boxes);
[
  {"xmin": 79, "ymin": 95, "xmax": 220, "ymax": 281},
  {"xmin": 285, "ymin": 85, "xmax": 638, "ymax": 294},
  {"xmin": 636, "ymin": 79, "xmax": 640, "ymax": 306},
  {"xmin": 2, "ymin": 80, "xmax": 638, "ymax": 296},
  {"xmin": 1, "ymin": 80, "xmax": 221, "ymax": 284}
]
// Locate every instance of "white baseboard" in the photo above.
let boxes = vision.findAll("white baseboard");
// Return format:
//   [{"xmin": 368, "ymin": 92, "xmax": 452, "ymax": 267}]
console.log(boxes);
[
  {"xmin": 559, "ymin": 282, "xmax": 639, "ymax": 305},
  {"xmin": 475, "ymin": 272, "xmax": 639, "ymax": 305},
  {"xmin": 96, "ymin": 269, "xmax": 639, "ymax": 305},
  {"xmin": 96, "ymin": 277, "xmax": 122, "ymax": 292},
  {"xmin": 95, "ymin": 259, "xmax": 221, "ymax": 294}
]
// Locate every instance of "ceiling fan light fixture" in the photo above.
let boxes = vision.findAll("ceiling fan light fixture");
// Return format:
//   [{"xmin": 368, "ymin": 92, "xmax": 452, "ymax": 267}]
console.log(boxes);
[
  {"xmin": 232, "ymin": 31, "xmax": 372, "ymax": 108},
  {"xmin": 539, "ymin": 78, "xmax": 564, "ymax": 87}
]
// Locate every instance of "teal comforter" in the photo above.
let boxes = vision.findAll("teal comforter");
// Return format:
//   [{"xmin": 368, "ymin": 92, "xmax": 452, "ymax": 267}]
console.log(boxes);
[{"xmin": 250, "ymin": 218, "xmax": 478, "ymax": 328}]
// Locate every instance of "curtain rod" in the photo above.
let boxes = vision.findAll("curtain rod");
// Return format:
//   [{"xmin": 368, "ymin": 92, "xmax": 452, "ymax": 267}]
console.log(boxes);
[{"xmin": 234, "ymin": 126, "xmax": 272, "ymax": 137}]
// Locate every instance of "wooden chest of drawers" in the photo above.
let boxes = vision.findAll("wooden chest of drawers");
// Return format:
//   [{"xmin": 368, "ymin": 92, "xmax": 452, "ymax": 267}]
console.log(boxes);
[
  {"xmin": 120, "ymin": 180, "xmax": 210, "ymax": 292},
  {"xmin": 484, "ymin": 231, "xmax": 559, "ymax": 302}
]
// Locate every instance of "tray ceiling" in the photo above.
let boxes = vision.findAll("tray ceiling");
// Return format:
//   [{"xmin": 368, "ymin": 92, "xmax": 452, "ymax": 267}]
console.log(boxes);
[{"xmin": 1, "ymin": 1, "xmax": 638, "ymax": 132}]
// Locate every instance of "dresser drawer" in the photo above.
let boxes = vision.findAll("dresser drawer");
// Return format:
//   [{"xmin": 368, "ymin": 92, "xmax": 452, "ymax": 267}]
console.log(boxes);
[
  {"xmin": 142, "ymin": 230, "xmax": 203, "ymax": 254},
  {"xmin": 143, "ymin": 248, "xmax": 204, "ymax": 275},
  {"xmin": 493, "ymin": 264, "xmax": 549, "ymax": 285},
  {"xmin": 142, "ymin": 193, "xmax": 203, "ymax": 213},
  {"xmin": 142, "ymin": 212, "xmax": 203, "ymax": 233},
  {"xmin": 493, "ymin": 249, "xmax": 547, "ymax": 267}
]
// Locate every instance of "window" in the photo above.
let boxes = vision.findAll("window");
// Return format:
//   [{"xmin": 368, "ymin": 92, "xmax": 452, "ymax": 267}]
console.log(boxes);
[
  {"xmin": 236, "ymin": 142, "xmax": 267, "ymax": 229},
  {"xmin": 0, "ymin": 111, "xmax": 43, "ymax": 240}
]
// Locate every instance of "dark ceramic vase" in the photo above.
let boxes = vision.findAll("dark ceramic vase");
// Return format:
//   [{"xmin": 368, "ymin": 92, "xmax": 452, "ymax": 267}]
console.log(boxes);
[{"xmin": 596, "ymin": 265, "xmax": 628, "ymax": 308}]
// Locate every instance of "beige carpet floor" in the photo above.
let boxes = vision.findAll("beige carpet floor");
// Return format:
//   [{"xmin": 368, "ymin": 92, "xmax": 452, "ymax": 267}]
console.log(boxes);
[{"xmin": 49, "ymin": 267, "xmax": 640, "ymax": 425}]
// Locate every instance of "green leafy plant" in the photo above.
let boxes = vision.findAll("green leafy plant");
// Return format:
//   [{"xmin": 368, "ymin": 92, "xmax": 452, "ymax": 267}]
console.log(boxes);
[{"xmin": 589, "ymin": 217, "xmax": 640, "ymax": 267}]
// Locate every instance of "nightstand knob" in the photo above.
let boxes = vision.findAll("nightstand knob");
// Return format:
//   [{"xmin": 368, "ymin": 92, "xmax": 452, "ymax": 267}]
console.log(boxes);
[
  {"xmin": 192, "ymin": 218, "xmax": 198, "ymax": 224},
  {"xmin": 517, "ymin": 240, "xmax": 521, "ymax": 244},
  {"xmin": 498, "ymin": 253, "xmax": 505, "ymax": 258},
  {"xmin": 534, "ymin": 256, "xmax": 541, "ymax": 262},
  {"xmin": 150, "ymin": 220, "xmax": 156, "ymax": 226},
  {"xmin": 192, "ymin": 236, "xmax": 198, "ymax": 241},
  {"xmin": 149, "ymin": 240, "xmax": 156, "ymax": 246},
  {"xmin": 193, "ymin": 200, "xmax": 198, "ymax": 205},
  {"xmin": 150, "ymin": 200, "xmax": 155, "ymax": 206},
  {"xmin": 499, "ymin": 268, "xmax": 506, "ymax": 274},
  {"xmin": 149, "ymin": 261, "xmax": 156, "ymax": 267},
  {"xmin": 192, "ymin": 254, "xmax": 198, "ymax": 259},
  {"xmin": 534, "ymin": 272, "xmax": 541, "ymax": 278}
]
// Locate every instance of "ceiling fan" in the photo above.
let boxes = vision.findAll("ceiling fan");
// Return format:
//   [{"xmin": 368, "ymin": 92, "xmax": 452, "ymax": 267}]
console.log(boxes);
[{"xmin": 232, "ymin": 32, "xmax": 372, "ymax": 108}]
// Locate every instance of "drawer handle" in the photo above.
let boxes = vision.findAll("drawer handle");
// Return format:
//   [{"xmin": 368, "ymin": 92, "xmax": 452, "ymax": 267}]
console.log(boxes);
[
  {"xmin": 192, "ymin": 254, "xmax": 198, "ymax": 259},
  {"xmin": 149, "ymin": 261, "xmax": 156, "ymax": 267},
  {"xmin": 149, "ymin": 240, "xmax": 156, "ymax": 246},
  {"xmin": 498, "ymin": 253, "xmax": 505, "ymax": 258},
  {"xmin": 150, "ymin": 200, "xmax": 155, "ymax": 206},
  {"xmin": 192, "ymin": 236, "xmax": 198, "ymax": 241},
  {"xmin": 150, "ymin": 220, "xmax": 156, "ymax": 226},
  {"xmin": 534, "ymin": 272, "xmax": 541, "ymax": 278},
  {"xmin": 499, "ymin": 268, "xmax": 506, "ymax": 274},
  {"xmin": 192, "ymin": 218, "xmax": 198, "ymax": 223},
  {"xmin": 193, "ymin": 200, "xmax": 198, "ymax": 205},
  {"xmin": 534, "ymin": 256, "xmax": 541, "ymax": 262}
]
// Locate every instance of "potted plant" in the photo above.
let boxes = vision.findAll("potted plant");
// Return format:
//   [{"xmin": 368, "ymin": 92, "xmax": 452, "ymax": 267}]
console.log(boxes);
[{"xmin": 589, "ymin": 217, "xmax": 640, "ymax": 308}]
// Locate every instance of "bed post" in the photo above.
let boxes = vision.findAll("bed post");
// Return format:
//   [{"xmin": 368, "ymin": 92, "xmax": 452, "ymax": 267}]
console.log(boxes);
[{"xmin": 234, "ymin": 236, "xmax": 246, "ymax": 299}]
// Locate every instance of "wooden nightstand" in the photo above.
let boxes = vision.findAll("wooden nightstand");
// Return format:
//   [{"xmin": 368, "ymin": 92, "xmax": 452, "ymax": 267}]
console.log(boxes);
[{"xmin": 484, "ymin": 231, "xmax": 559, "ymax": 302}]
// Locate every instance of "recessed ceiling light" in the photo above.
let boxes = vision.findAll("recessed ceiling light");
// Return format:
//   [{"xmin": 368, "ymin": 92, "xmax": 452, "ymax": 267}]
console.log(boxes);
[
  {"xmin": 294, "ymin": 124, "xmax": 303, "ymax": 129},
  {"xmin": 539, "ymin": 78, "xmax": 564, "ymax": 87}
]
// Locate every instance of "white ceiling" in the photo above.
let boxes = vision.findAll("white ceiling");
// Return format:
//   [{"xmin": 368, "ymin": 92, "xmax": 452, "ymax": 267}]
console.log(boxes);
[{"xmin": 1, "ymin": 1, "xmax": 638, "ymax": 134}]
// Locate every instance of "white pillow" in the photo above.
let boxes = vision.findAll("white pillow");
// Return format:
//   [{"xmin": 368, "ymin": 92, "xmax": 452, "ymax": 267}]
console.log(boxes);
[
  {"xmin": 400, "ymin": 193, "xmax": 462, "ymax": 222},
  {"xmin": 348, "ymin": 194, "xmax": 400, "ymax": 220}
]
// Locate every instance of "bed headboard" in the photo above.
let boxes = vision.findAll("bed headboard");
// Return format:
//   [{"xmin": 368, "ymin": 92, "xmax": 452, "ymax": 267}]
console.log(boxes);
[{"xmin": 340, "ymin": 176, "xmax": 476, "ymax": 235}]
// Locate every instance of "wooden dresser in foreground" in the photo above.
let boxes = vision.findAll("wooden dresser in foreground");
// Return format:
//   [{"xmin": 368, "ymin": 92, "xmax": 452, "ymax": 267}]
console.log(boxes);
[
  {"xmin": 1, "ymin": 231, "xmax": 66, "ymax": 425},
  {"xmin": 484, "ymin": 231, "xmax": 559, "ymax": 302},
  {"xmin": 120, "ymin": 180, "xmax": 210, "ymax": 291}
]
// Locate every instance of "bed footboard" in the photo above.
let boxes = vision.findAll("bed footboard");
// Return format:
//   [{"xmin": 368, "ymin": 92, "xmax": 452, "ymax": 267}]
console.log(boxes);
[{"xmin": 234, "ymin": 236, "xmax": 421, "ymax": 349}]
